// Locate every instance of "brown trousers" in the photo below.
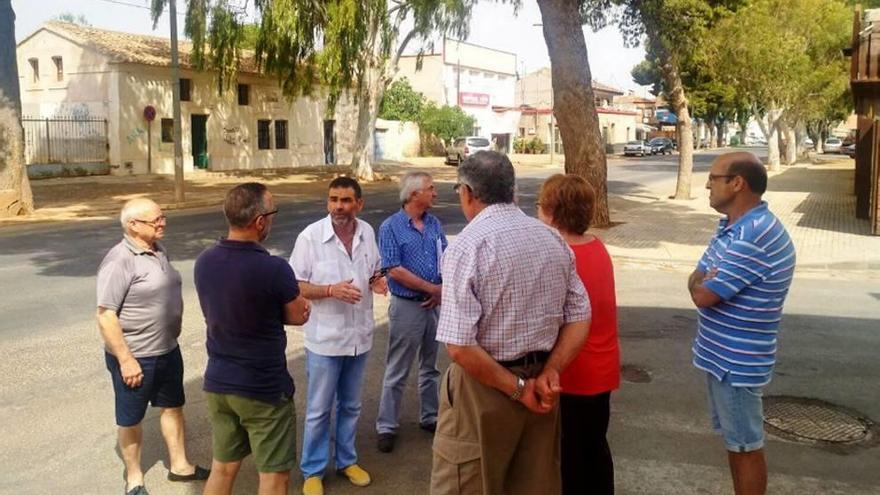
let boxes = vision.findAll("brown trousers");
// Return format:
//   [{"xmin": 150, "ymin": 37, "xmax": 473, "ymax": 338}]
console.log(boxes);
[{"xmin": 430, "ymin": 362, "xmax": 561, "ymax": 495}]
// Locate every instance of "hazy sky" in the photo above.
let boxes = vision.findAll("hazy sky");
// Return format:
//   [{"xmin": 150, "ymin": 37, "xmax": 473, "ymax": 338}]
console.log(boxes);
[{"xmin": 12, "ymin": 0, "xmax": 651, "ymax": 95}]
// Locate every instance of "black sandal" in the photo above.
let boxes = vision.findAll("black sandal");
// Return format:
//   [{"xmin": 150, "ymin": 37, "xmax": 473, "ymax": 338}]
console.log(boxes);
[{"xmin": 167, "ymin": 465, "xmax": 210, "ymax": 482}]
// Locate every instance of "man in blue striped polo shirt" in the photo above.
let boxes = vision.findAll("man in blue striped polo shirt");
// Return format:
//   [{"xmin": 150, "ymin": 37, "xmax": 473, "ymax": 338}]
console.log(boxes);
[
  {"xmin": 688, "ymin": 152, "xmax": 796, "ymax": 495},
  {"xmin": 375, "ymin": 171, "xmax": 448, "ymax": 453}
]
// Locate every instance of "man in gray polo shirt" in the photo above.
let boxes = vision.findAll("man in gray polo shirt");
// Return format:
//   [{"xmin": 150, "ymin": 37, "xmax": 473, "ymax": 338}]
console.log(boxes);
[{"xmin": 96, "ymin": 198, "xmax": 208, "ymax": 495}]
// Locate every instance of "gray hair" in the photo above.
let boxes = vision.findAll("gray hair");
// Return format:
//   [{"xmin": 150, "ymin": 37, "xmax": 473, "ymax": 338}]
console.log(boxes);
[
  {"xmin": 119, "ymin": 198, "xmax": 159, "ymax": 230},
  {"xmin": 458, "ymin": 151, "xmax": 516, "ymax": 205},
  {"xmin": 224, "ymin": 182, "xmax": 269, "ymax": 228},
  {"xmin": 399, "ymin": 171, "xmax": 432, "ymax": 204}
]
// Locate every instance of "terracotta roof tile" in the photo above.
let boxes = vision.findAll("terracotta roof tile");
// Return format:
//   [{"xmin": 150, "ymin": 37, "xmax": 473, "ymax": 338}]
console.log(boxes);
[{"xmin": 43, "ymin": 21, "xmax": 260, "ymax": 73}]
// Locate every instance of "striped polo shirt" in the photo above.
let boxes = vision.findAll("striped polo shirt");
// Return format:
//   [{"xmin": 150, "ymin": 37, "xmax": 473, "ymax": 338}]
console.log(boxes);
[{"xmin": 693, "ymin": 202, "xmax": 796, "ymax": 387}]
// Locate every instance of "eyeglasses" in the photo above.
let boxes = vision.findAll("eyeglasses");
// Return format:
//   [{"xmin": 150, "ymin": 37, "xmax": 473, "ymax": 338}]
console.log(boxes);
[
  {"xmin": 133, "ymin": 215, "xmax": 166, "ymax": 227},
  {"xmin": 258, "ymin": 209, "xmax": 279, "ymax": 219},
  {"xmin": 453, "ymin": 183, "xmax": 468, "ymax": 193},
  {"xmin": 707, "ymin": 174, "xmax": 736, "ymax": 182},
  {"xmin": 250, "ymin": 209, "xmax": 279, "ymax": 226}
]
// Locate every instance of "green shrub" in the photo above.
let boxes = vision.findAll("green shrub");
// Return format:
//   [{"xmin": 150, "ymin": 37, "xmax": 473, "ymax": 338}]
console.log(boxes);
[{"xmin": 527, "ymin": 137, "xmax": 546, "ymax": 154}]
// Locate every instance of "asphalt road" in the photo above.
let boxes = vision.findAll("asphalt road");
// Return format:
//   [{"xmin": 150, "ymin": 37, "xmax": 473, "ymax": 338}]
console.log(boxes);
[
  {"xmin": 3, "ymin": 147, "xmax": 877, "ymax": 493},
  {"xmin": 0, "ymin": 147, "xmax": 749, "ymax": 338}
]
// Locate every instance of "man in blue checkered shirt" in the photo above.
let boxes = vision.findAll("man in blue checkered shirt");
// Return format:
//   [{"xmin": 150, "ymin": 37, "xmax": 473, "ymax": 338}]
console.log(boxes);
[{"xmin": 375, "ymin": 171, "xmax": 448, "ymax": 453}]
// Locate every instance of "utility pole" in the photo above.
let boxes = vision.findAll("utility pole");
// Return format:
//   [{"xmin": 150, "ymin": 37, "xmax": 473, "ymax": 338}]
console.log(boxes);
[{"xmin": 169, "ymin": 0, "xmax": 185, "ymax": 203}]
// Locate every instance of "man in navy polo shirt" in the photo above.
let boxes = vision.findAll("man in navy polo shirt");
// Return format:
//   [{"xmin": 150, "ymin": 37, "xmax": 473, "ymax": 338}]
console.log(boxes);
[
  {"xmin": 688, "ymin": 152, "xmax": 796, "ymax": 495},
  {"xmin": 194, "ymin": 183, "xmax": 311, "ymax": 495},
  {"xmin": 375, "ymin": 171, "xmax": 447, "ymax": 453}
]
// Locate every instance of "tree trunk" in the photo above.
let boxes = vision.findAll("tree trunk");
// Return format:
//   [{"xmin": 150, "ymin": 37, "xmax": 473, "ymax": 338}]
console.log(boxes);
[
  {"xmin": 350, "ymin": 70, "xmax": 380, "ymax": 181},
  {"xmin": 717, "ymin": 120, "xmax": 725, "ymax": 147},
  {"xmin": 0, "ymin": 0, "xmax": 34, "ymax": 217},
  {"xmin": 762, "ymin": 106, "xmax": 783, "ymax": 171},
  {"xmin": 779, "ymin": 119, "xmax": 796, "ymax": 165},
  {"xmin": 709, "ymin": 122, "xmax": 718, "ymax": 149},
  {"xmin": 536, "ymin": 0, "xmax": 609, "ymax": 226},
  {"xmin": 654, "ymin": 46, "xmax": 694, "ymax": 199},
  {"xmin": 348, "ymin": 20, "xmax": 416, "ymax": 181}
]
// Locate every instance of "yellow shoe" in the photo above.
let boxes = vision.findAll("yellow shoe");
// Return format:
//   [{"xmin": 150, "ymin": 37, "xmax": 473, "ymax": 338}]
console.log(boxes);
[
  {"xmin": 338, "ymin": 464, "xmax": 371, "ymax": 487},
  {"xmin": 302, "ymin": 476, "xmax": 323, "ymax": 495}
]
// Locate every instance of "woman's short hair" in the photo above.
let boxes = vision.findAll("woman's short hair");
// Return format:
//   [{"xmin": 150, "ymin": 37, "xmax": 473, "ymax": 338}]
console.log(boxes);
[{"xmin": 537, "ymin": 174, "xmax": 596, "ymax": 234}]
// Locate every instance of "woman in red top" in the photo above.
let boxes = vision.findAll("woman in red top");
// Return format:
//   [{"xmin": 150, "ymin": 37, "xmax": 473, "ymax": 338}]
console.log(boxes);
[{"xmin": 537, "ymin": 174, "xmax": 620, "ymax": 495}]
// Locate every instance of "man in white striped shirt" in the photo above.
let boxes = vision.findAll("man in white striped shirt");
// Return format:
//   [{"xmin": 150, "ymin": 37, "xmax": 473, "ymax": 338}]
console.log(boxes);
[{"xmin": 688, "ymin": 152, "xmax": 796, "ymax": 495}]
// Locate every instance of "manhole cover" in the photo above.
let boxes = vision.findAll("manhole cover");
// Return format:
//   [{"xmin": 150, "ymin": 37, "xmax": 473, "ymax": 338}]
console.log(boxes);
[
  {"xmin": 763, "ymin": 396, "xmax": 872, "ymax": 444},
  {"xmin": 620, "ymin": 364, "xmax": 652, "ymax": 383}
]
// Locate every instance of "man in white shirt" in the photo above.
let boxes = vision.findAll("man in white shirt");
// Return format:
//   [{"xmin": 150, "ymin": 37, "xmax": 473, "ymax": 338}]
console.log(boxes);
[{"xmin": 290, "ymin": 177, "xmax": 387, "ymax": 495}]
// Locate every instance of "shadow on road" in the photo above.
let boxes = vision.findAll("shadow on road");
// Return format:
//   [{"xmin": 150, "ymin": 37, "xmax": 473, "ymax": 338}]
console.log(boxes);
[{"xmin": 121, "ymin": 304, "xmax": 880, "ymax": 494}]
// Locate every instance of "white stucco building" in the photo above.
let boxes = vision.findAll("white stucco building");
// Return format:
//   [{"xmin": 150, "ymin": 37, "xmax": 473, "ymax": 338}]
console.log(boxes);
[
  {"xmin": 395, "ymin": 38, "xmax": 521, "ymax": 151},
  {"xmin": 17, "ymin": 22, "xmax": 358, "ymax": 175}
]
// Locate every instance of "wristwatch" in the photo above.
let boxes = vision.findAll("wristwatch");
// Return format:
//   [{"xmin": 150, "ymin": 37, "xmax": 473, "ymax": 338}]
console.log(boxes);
[{"xmin": 509, "ymin": 377, "xmax": 526, "ymax": 401}]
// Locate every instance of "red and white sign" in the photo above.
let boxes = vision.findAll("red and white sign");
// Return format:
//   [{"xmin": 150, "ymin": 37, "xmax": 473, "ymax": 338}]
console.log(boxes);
[{"xmin": 459, "ymin": 92, "xmax": 490, "ymax": 107}]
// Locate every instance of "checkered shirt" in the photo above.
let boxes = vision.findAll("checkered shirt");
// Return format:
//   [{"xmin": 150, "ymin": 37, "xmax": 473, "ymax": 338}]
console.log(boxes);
[{"xmin": 436, "ymin": 203, "xmax": 591, "ymax": 361}]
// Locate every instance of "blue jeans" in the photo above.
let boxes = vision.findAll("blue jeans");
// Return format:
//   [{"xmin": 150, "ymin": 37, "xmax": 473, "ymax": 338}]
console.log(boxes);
[
  {"xmin": 706, "ymin": 373, "xmax": 765, "ymax": 453},
  {"xmin": 376, "ymin": 296, "xmax": 440, "ymax": 434},
  {"xmin": 300, "ymin": 349, "xmax": 370, "ymax": 478}
]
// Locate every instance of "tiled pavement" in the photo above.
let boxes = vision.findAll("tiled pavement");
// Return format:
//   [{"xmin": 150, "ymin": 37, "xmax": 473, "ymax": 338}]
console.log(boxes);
[{"xmin": 598, "ymin": 160, "xmax": 879, "ymax": 274}]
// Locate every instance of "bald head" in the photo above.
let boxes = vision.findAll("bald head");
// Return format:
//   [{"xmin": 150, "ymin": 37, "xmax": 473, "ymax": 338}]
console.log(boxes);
[
  {"xmin": 120, "ymin": 198, "xmax": 161, "ymax": 230},
  {"xmin": 715, "ymin": 152, "xmax": 767, "ymax": 195}
]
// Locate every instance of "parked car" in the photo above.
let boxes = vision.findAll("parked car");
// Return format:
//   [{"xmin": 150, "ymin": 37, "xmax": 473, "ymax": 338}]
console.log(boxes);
[
  {"xmin": 648, "ymin": 137, "xmax": 674, "ymax": 155},
  {"xmin": 446, "ymin": 136, "xmax": 492, "ymax": 165},
  {"xmin": 623, "ymin": 140, "xmax": 652, "ymax": 157},
  {"xmin": 842, "ymin": 142, "xmax": 856, "ymax": 158},
  {"xmin": 824, "ymin": 137, "xmax": 843, "ymax": 153},
  {"xmin": 804, "ymin": 137, "xmax": 814, "ymax": 148}
]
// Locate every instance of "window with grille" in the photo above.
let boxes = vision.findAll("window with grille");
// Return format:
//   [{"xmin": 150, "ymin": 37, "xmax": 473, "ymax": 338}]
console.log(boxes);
[
  {"xmin": 237, "ymin": 84, "xmax": 249, "ymax": 105},
  {"xmin": 257, "ymin": 120, "xmax": 271, "ymax": 150},
  {"xmin": 28, "ymin": 58, "xmax": 39, "ymax": 82},
  {"xmin": 274, "ymin": 120, "xmax": 288, "ymax": 149},
  {"xmin": 180, "ymin": 78, "xmax": 192, "ymax": 101},
  {"xmin": 52, "ymin": 56, "xmax": 63, "ymax": 81},
  {"xmin": 161, "ymin": 119, "xmax": 174, "ymax": 143}
]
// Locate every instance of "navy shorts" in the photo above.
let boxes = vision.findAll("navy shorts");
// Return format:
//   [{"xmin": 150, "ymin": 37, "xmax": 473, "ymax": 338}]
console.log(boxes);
[{"xmin": 105, "ymin": 346, "xmax": 185, "ymax": 427}]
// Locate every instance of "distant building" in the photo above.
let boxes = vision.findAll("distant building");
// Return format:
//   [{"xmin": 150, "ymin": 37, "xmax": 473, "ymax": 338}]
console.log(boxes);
[
  {"xmin": 395, "ymin": 38, "xmax": 521, "ymax": 152},
  {"xmin": 17, "ymin": 22, "xmax": 358, "ymax": 175},
  {"xmin": 514, "ymin": 68, "xmax": 641, "ymax": 153}
]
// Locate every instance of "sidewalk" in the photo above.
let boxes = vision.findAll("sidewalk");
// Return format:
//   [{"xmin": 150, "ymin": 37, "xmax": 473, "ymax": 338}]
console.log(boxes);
[
  {"xmin": 598, "ymin": 158, "xmax": 880, "ymax": 276},
  {"xmin": 4, "ymin": 156, "xmax": 877, "ymax": 274}
]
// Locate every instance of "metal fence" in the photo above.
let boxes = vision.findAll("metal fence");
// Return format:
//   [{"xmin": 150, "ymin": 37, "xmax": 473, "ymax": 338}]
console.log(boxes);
[{"xmin": 22, "ymin": 116, "xmax": 109, "ymax": 164}]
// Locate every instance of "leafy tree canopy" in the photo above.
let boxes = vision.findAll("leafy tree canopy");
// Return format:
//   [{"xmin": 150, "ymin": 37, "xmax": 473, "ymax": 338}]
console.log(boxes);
[
  {"xmin": 54, "ymin": 12, "xmax": 91, "ymax": 26},
  {"xmin": 419, "ymin": 103, "xmax": 475, "ymax": 143},
  {"xmin": 379, "ymin": 78, "xmax": 425, "ymax": 121},
  {"xmin": 151, "ymin": 0, "xmax": 476, "ymax": 109}
]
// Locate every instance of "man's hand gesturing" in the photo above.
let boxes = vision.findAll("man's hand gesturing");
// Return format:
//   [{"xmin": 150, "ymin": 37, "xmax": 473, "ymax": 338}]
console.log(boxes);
[{"xmin": 330, "ymin": 279, "xmax": 362, "ymax": 304}]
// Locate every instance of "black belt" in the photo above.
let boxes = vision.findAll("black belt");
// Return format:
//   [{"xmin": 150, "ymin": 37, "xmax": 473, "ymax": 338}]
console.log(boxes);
[
  {"xmin": 392, "ymin": 293, "xmax": 428, "ymax": 302},
  {"xmin": 498, "ymin": 351, "xmax": 550, "ymax": 368}
]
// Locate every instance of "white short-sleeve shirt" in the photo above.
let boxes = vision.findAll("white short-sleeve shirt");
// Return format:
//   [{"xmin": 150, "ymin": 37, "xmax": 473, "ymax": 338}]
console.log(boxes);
[{"xmin": 290, "ymin": 215, "xmax": 381, "ymax": 356}]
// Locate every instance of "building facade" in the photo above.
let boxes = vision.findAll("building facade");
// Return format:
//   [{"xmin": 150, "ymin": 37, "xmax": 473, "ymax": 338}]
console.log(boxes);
[
  {"xmin": 17, "ymin": 22, "xmax": 358, "ymax": 175},
  {"xmin": 514, "ymin": 68, "xmax": 641, "ymax": 153},
  {"xmin": 395, "ymin": 38, "xmax": 521, "ymax": 152}
]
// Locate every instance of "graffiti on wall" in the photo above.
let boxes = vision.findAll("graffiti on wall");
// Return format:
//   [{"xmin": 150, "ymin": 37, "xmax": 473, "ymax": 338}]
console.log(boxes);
[
  {"xmin": 126, "ymin": 127, "xmax": 146, "ymax": 145},
  {"xmin": 222, "ymin": 126, "xmax": 248, "ymax": 145},
  {"xmin": 48, "ymin": 102, "xmax": 92, "ymax": 119}
]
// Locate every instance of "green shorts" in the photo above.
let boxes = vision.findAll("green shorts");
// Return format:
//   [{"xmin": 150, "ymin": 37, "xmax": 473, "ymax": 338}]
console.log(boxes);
[{"xmin": 206, "ymin": 392, "xmax": 297, "ymax": 472}]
